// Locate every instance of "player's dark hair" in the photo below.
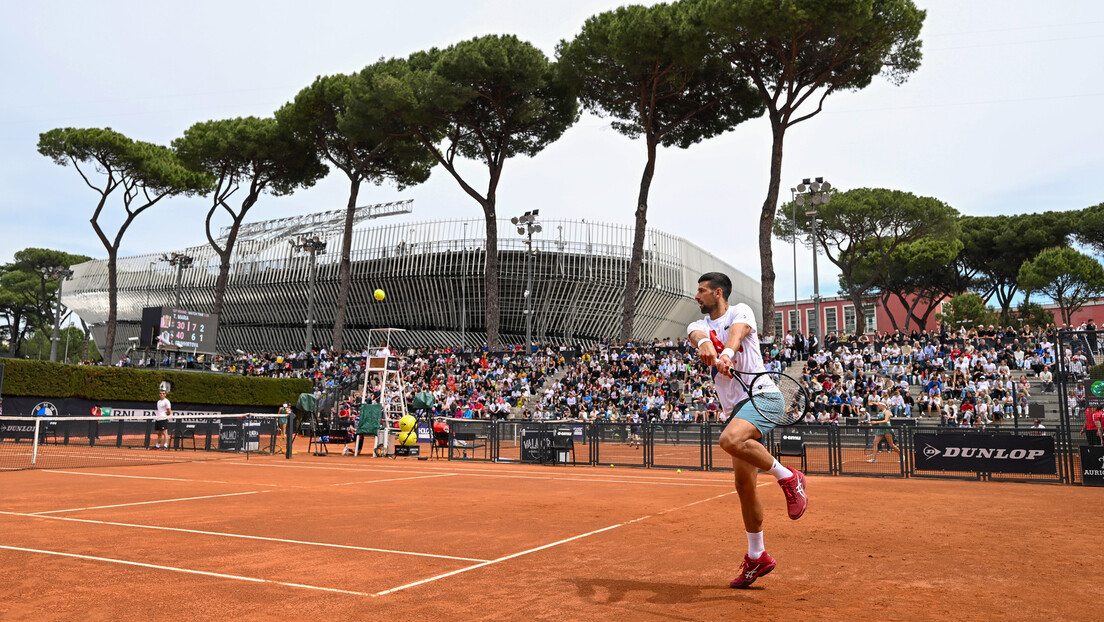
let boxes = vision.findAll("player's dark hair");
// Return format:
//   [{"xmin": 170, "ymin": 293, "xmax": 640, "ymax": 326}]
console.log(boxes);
[{"xmin": 698, "ymin": 272, "xmax": 731, "ymax": 301}]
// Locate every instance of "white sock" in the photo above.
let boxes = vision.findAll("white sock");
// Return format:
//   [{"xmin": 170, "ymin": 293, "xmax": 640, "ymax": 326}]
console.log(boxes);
[
  {"xmin": 747, "ymin": 531, "xmax": 765, "ymax": 559},
  {"xmin": 769, "ymin": 459, "xmax": 793, "ymax": 481}
]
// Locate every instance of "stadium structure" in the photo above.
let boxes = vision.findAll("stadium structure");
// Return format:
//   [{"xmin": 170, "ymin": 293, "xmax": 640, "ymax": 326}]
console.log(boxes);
[{"xmin": 61, "ymin": 201, "xmax": 760, "ymax": 358}]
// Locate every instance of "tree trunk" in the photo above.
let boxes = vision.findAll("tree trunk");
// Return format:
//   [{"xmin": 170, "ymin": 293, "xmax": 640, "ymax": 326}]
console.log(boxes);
[
  {"xmin": 909, "ymin": 292, "xmax": 944, "ymax": 330},
  {"xmin": 211, "ymin": 198, "xmax": 253, "ymax": 319},
  {"xmin": 211, "ymin": 235, "xmax": 238, "ymax": 319},
  {"xmin": 104, "ymin": 250, "xmax": 117, "ymax": 363},
  {"xmin": 483, "ymin": 202, "xmax": 500, "ymax": 349},
  {"xmin": 1057, "ymin": 296, "xmax": 1070, "ymax": 326},
  {"xmin": 881, "ymin": 291, "xmax": 900, "ymax": 331},
  {"xmin": 759, "ymin": 121, "xmax": 786, "ymax": 337},
  {"xmin": 331, "ymin": 177, "xmax": 361, "ymax": 353},
  {"xmin": 850, "ymin": 289, "xmax": 865, "ymax": 335},
  {"xmin": 913, "ymin": 295, "xmax": 945, "ymax": 329},
  {"xmin": 8, "ymin": 309, "xmax": 22, "ymax": 355},
  {"xmin": 994, "ymin": 283, "xmax": 1017, "ymax": 321},
  {"xmin": 619, "ymin": 139, "xmax": 658, "ymax": 343}
]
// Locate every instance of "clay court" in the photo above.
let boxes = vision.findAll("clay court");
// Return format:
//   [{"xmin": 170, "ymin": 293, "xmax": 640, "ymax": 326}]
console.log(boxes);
[{"xmin": 0, "ymin": 446, "xmax": 1098, "ymax": 622}]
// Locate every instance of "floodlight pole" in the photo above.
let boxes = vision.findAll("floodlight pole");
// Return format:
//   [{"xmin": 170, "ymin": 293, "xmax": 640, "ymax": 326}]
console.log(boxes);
[
  {"xmin": 512, "ymin": 211, "xmax": 541, "ymax": 358},
  {"xmin": 526, "ymin": 235, "xmax": 534, "ymax": 357},
  {"xmin": 145, "ymin": 261, "xmax": 156, "ymax": 308},
  {"xmin": 810, "ymin": 212, "xmax": 822, "ymax": 341},
  {"xmin": 160, "ymin": 252, "xmax": 194, "ymax": 310},
  {"xmin": 174, "ymin": 262, "xmax": 185, "ymax": 309},
  {"xmin": 307, "ymin": 247, "xmax": 317, "ymax": 354},
  {"xmin": 790, "ymin": 188, "xmax": 799, "ymax": 336},
  {"xmin": 291, "ymin": 235, "xmax": 327, "ymax": 355},
  {"xmin": 797, "ymin": 177, "xmax": 832, "ymax": 344},
  {"xmin": 461, "ymin": 222, "xmax": 468, "ymax": 350}
]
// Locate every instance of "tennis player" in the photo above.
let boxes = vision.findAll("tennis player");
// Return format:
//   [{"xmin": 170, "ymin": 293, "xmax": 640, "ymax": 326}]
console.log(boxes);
[
  {"xmin": 152, "ymin": 389, "xmax": 171, "ymax": 450},
  {"xmin": 687, "ymin": 272, "xmax": 807, "ymax": 589},
  {"xmin": 864, "ymin": 393, "xmax": 901, "ymax": 463}
]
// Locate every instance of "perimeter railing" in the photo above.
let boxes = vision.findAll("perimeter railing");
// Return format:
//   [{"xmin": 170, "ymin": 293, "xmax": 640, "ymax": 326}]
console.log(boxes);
[{"xmin": 421, "ymin": 418, "xmax": 1097, "ymax": 486}]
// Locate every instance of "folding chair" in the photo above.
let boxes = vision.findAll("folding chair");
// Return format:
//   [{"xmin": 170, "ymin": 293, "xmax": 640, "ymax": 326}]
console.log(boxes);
[
  {"xmin": 775, "ymin": 432, "xmax": 807, "ymax": 472},
  {"xmin": 307, "ymin": 413, "xmax": 329, "ymax": 456},
  {"xmin": 551, "ymin": 434, "xmax": 575, "ymax": 466},
  {"xmin": 172, "ymin": 422, "xmax": 197, "ymax": 451},
  {"xmin": 430, "ymin": 431, "xmax": 450, "ymax": 459}
]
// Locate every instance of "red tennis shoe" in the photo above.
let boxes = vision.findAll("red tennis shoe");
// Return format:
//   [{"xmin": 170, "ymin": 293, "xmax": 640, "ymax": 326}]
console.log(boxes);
[
  {"xmin": 730, "ymin": 552, "xmax": 776, "ymax": 588},
  {"xmin": 778, "ymin": 470, "xmax": 808, "ymax": 520}
]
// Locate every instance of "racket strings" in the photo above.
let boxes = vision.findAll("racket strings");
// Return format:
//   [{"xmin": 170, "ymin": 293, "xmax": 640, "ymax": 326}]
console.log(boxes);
[{"xmin": 755, "ymin": 374, "xmax": 808, "ymax": 426}]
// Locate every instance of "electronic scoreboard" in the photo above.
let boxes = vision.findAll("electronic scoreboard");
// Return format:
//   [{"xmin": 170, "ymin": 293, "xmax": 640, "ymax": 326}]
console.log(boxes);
[{"xmin": 140, "ymin": 307, "xmax": 219, "ymax": 353}]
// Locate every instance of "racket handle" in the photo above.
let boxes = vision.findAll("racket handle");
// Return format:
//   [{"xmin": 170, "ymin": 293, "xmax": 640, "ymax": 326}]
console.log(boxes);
[
  {"xmin": 709, "ymin": 330, "xmax": 741, "ymax": 354},
  {"xmin": 709, "ymin": 331, "xmax": 725, "ymax": 353}
]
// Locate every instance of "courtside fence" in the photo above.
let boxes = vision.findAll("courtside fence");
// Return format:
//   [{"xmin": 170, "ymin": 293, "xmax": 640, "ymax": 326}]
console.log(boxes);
[
  {"xmin": 0, "ymin": 414, "xmax": 283, "ymax": 471},
  {"xmin": 418, "ymin": 418, "xmax": 1092, "ymax": 485}
]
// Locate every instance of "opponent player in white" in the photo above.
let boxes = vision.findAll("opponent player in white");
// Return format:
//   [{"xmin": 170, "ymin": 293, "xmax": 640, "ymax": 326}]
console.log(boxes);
[
  {"xmin": 687, "ymin": 272, "xmax": 808, "ymax": 589},
  {"xmin": 152, "ymin": 389, "xmax": 172, "ymax": 450}
]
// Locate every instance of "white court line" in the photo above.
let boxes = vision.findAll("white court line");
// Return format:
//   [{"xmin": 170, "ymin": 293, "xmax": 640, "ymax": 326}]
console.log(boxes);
[
  {"xmin": 30, "ymin": 491, "xmax": 266, "ymax": 515},
  {"xmin": 0, "ymin": 511, "xmax": 488, "ymax": 563},
  {"xmin": 0, "ymin": 545, "xmax": 374, "ymax": 597},
  {"xmin": 226, "ymin": 459, "xmax": 726, "ymax": 482},
  {"xmin": 374, "ymin": 486, "xmax": 754, "ymax": 597},
  {"xmin": 44, "ymin": 470, "xmax": 228, "ymax": 484},
  {"xmin": 40, "ymin": 470, "xmax": 282, "ymax": 488},
  {"xmin": 14, "ymin": 448, "xmax": 234, "ymax": 464},
  {"xmin": 228, "ymin": 462, "xmax": 729, "ymax": 487},
  {"xmin": 446, "ymin": 471, "xmax": 726, "ymax": 488},
  {"xmin": 329, "ymin": 473, "xmax": 457, "ymax": 487}
]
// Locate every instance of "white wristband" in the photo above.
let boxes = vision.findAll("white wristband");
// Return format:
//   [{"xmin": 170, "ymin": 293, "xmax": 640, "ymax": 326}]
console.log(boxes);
[
  {"xmin": 696, "ymin": 337, "xmax": 710, "ymax": 348},
  {"xmin": 720, "ymin": 348, "xmax": 735, "ymax": 359}
]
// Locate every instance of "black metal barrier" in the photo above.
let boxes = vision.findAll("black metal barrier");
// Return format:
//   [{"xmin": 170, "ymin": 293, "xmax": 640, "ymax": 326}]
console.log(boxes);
[{"xmin": 422, "ymin": 419, "xmax": 1095, "ymax": 485}]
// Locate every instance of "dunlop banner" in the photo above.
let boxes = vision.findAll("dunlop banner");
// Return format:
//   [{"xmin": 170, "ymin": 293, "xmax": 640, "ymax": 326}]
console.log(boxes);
[{"xmin": 913, "ymin": 433, "xmax": 1056, "ymax": 474}]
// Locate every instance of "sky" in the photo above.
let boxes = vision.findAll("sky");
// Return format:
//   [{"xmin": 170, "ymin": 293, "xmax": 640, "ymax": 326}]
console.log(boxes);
[{"xmin": 3, "ymin": 0, "xmax": 1104, "ymax": 306}]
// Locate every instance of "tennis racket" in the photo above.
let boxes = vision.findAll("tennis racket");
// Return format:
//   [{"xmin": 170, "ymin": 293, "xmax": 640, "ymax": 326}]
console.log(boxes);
[
  {"xmin": 724, "ymin": 369, "xmax": 811, "ymax": 427},
  {"xmin": 702, "ymin": 330, "xmax": 809, "ymax": 425}
]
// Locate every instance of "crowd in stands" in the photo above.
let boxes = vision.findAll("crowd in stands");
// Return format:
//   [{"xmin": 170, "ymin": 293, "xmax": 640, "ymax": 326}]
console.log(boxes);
[
  {"xmin": 105, "ymin": 319, "xmax": 1101, "ymax": 430},
  {"xmin": 787, "ymin": 322, "xmax": 1096, "ymax": 429}
]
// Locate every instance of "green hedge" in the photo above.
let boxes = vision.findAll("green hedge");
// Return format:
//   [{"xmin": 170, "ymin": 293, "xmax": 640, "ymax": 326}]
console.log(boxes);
[
  {"xmin": 0, "ymin": 360, "xmax": 312, "ymax": 407},
  {"xmin": 1090, "ymin": 363, "xmax": 1104, "ymax": 380}
]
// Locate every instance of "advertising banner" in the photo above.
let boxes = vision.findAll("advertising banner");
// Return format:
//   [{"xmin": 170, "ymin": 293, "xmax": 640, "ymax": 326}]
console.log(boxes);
[
  {"xmin": 0, "ymin": 396, "xmax": 272, "ymax": 419},
  {"xmin": 1080, "ymin": 446, "xmax": 1104, "ymax": 487},
  {"xmin": 913, "ymin": 433, "xmax": 1056, "ymax": 474},
  {"xmin": 1084, "ymin": 380, "xmax": 1104, "ymax": 409}
]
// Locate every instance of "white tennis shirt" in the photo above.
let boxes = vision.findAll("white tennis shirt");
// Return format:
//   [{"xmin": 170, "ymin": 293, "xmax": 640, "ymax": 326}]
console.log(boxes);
[
  {"xmin": 687, "ymin": 302, "xmax": 776, "ymax": 412},
  {"xmin": 156, "ymin": 398, "xmax": 171, "ymax": 420}
]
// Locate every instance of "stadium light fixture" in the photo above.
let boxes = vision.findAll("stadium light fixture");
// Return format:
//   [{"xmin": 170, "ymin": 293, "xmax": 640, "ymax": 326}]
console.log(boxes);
[
  {"xmin": 795, "ymin": 178, "xmax": 833, "ymax": 342},
  {"xmin": 289, "ymin": 234, "xmax": 327, "ymax": 354},
  {"xmin": 515, "ymin": 210, "xmax": 542, "ymax": 357}
]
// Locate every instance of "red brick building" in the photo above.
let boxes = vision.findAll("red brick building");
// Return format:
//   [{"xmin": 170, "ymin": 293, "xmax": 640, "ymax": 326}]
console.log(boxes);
[
  {"xmin": 775, "ymin": 295, "xmax": 1104, "ymax": 337},
  {"xmin": 774, "ymin": 294, "xmax": 944, "ymax": 337}
]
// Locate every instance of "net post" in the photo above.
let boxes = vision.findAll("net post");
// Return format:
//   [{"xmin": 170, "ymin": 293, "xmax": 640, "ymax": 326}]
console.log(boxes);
[
  {"xmin": 31, "ymin": 418, "xmax": 41, "ymax": 465},
  {"xmin": 285, "ymin": 411, "xmax": 295, "ymax": 459}
]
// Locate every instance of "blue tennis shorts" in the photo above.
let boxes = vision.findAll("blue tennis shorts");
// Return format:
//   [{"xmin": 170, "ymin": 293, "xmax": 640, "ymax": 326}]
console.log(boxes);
[{"xmin": 726, "ymin": 392, "xmax": 784, "ymax": 439}]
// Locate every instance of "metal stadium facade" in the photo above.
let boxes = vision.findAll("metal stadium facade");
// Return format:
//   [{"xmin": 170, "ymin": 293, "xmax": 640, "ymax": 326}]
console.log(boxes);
[{"xmin": 62, "ymin": 204, "xmax": 760, "ymax": 358}]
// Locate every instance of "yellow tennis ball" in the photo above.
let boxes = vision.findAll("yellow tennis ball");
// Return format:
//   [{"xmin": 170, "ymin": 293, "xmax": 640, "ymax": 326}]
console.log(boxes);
[
  {"xmin": 398, "ymin": 430, "xmax": 418, "ymax": 446},
  {"xmin": 677, "ymin": 469, "xmax": 682, "ymax": 473},
  {"xmin": 398, "ymin": 414, "xmax": 416, "ymax": 433},
  {"xmin": 374, "ymin": 289, "xmax": 385, "ymax": 301}
]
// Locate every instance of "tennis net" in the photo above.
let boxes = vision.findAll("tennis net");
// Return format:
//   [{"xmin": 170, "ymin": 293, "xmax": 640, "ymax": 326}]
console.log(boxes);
[{"xmin": 0, "ymin": 414, "xmax": 284, "ymax": 471}]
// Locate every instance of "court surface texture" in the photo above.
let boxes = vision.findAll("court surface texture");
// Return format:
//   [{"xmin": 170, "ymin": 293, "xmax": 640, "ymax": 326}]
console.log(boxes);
[{"xmin": 0, "ymin": 445, "xmax": 1097, "ymax": 621}]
